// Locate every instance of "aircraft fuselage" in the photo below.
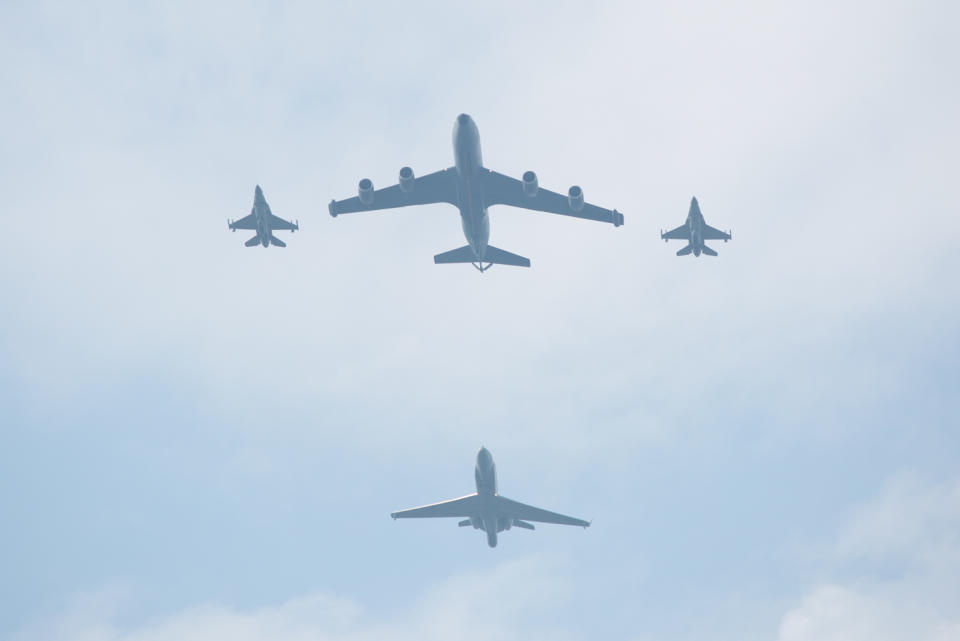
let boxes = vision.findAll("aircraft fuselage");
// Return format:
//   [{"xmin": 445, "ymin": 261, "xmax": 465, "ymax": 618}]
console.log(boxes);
[
  {"xmin": 472, "ymin": 446, "xmax": 501, "ymax": 547},
  {"xmin": 252, "ymin": 187, "xmax": 271, "ymax": 247},
  {"xmin": 451, "ymin": 114, "xmax": 491, "ymax": 260},
  {"xmin": 686, "ymin": 197, "xmax": 706, "ymax": 257}
]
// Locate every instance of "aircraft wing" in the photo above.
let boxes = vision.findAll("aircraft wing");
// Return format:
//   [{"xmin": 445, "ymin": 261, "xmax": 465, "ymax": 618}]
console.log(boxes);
[
  {"xmin": 482, "ymin": 170, "xmax": 624, "ymax": 226},
  {"xmin": 494, "ymin": 495, "xmax": 590, "ymax": 527},
  {"xmin": 702, "ymin": 224, "xmax": 730, "ymax": 240},
  {"xmin": 329, "ymin": 168, "xmax": 459, "ymax": 216},
  {"xmin": 268, "ymin": 213, "xmax": 298, "ymax": 231},
  {"xmin": 229, "ymin": 213, "xmax": 257, "ymax": 230},
  {"xmin": 391, "ymin": 494, "xmax": 479, "ymax": 519},
  {"xmin": 661, "ymin": 224, "xmax": 689, "ymax": 240}
]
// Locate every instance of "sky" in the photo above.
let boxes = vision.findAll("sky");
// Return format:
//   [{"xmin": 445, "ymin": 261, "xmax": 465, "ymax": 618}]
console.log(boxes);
[{"xmin": 1, "ymin": 1, "xmax": 958, "ymax": 640}]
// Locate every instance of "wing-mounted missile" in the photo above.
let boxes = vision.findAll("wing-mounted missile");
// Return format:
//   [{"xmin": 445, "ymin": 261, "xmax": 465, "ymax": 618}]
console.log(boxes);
[
  {"xmin": 522, "ymin": 170, "xmax": 539, "ymax": 197},
  {"xmin": 228, "ymin": 219, "xmax": 236, "ymax": 231},
  {"xmin": 568, "ymin": 185, "xmax": 584, "ymax": 212},
  {"xmin": 399, "ymin": 166, "xmax": 415, "ymax": 193},
  {"xmin": 358, "ymin": 178, "xmax": 374, "ymax": 205},
  {"xmin": 293, "ymin": 219, "xmax": 299, "ymax": 232}
]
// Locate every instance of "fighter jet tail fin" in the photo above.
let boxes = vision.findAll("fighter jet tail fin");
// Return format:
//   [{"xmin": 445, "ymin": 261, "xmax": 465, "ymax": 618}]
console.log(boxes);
[
  {"xmin": 676, "ymin": 243, "xmax": 694, "ymax": 256},
  {"xmin": 245, "ymin": 235, "xmax": 260, "ymax": 247},
  {"xmin": 269, "ymin": 235, "xmax": 287, "ymax": 248},
  {"xmin": 701, "ymin": 244, "xmax": 718, "ymax": 256}
]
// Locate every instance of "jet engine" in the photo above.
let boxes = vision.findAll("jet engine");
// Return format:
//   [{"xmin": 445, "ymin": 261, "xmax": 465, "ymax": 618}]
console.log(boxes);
[
  {"xmin": 358, "ymin": 178, "xmax": 374, "ymax": 205},
  {"xmin": 568, "ymin": 185, "xmax": 584, "ymax": 212},
  {"xmin": 399, "ymin": 166, "xmax": 415, "ymax": 193},
  {"xmin": 522, "ymin": 170, "xmax": 539, "ymax": 197}
]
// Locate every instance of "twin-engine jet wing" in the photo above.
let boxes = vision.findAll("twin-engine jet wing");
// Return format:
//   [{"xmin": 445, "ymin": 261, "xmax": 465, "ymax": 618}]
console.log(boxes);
[
  {"xmin": 390, "ymin": 494, "xmax": 588, "ymax": 527},
  {"xmin": 328, "ymin": 168, "xmax": 458, "ymax": 216},
  {"xmin": 391, "ymin": 494, "xmax": 479, "ymax": 519},
  {"xmin": 493, "ymin": 495, "xmax": 591, "ymax": 527},
  {"xmin": 483, "ymin": 170, "xmax": 624, "ymax": 226}
]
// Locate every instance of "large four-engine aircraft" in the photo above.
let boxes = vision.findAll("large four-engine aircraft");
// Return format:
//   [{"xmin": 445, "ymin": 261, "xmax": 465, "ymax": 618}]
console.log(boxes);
[
  {"xmin": 228, "ymin": 185, "xmax": 299, "ymax": 248},
  {"xmin": 329, "ymin": 114, "xmax": 624, "ymax": 272},
  {"xmin": 391, "ymin": 447, "xmax": 590, "ymax": 548},
  {"xmin": 661, "ymin": 197, "xmax": 731, "ymax": 256}
]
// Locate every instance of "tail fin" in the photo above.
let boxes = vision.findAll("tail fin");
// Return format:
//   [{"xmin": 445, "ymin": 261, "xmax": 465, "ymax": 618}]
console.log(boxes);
[
  {"xmin": 701, "ymin": 244, "xmax": 718, "ymax": 256},
  {"xmin": 269, "ymin": 235, "xmax": 287, "ymax": 248},
  {"xmin": 434, "ymin": 244, "xmax": 530, "ymax": 270},
  {"xmin": 483, "ymin": 245, "xmax": 530, "ymax": 267},
  {"xmin": 245, "ymin": 235, "xmax": 261, "ymax": 247},
  {"xmin": 434, "ymin": 245, "xmax": 476, "ymax": 264},
  {"xmin": 676, "ymin": 243, "xmax": 693, "ymax": 256}
]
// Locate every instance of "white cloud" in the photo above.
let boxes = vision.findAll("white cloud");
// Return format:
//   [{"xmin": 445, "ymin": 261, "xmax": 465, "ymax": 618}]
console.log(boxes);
[
  {"xmin": 777, "ymin": 474, "xmax": 960, "ymax": 641},
  {"xmin": 14, "ymin": 557, "xmax": 574, "ymax": 641}
]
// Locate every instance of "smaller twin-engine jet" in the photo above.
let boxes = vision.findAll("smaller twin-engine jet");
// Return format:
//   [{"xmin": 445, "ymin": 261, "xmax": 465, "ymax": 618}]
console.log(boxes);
[
  {"xmin": 390, "ymin": 447, "xmax": 590, "ymax": 548},
  {"xmin": 661, "ymin": 197, "xmax": 731, "ymax": 256},
  {"xmin": 228, "ymin": 185, "xmax": 299, "ymax": 247},
  {"xmin": 329, "ymin": 114, "xmax": 624, "ymax": 271}
]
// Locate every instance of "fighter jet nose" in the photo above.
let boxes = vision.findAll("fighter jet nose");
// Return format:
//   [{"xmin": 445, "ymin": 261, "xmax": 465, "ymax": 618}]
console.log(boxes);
[
  {"xmin": 457, "ymin": 113, "xmax": 471, "ymax": 125},
  {"xmin": 477, "ymin": 447, "xmax": 493, "ymax": 467}
]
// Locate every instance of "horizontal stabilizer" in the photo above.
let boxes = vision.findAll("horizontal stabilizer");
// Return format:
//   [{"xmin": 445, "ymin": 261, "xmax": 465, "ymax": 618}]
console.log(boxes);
[
  {"xmin": 433, "ymin": 245, "xmax": 476, "ymax": 264},
  {"xmin": 513, "ymin": 519, "xmax": 535, "ymax": 530},
  {"xmin": 269, "ymin": 235, "xmax": 287, "ymax": 248},
  {"xmin": 676, "ymin": 243, "xmax": 693, "ymax": 256},
  {"xmin": 245, "ymin": 235, "xmax": 261, "ymax": 247},
  {"xmin": 483, "ymin": 245, "xmax": 530, "ymax": 268},
  {"xmin": 701, "ymin": 244, "xmax": 718, "ymax": 256}
]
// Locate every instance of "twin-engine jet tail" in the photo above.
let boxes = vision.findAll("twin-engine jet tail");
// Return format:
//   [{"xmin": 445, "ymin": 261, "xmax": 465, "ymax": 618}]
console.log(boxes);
[
  {"xmin": 433, "ymin": 245, "xmax": 531, "ymax": 271},
  {"xmin": 676, "ymin": 244, "xmax": 694, "ymax": 256}
]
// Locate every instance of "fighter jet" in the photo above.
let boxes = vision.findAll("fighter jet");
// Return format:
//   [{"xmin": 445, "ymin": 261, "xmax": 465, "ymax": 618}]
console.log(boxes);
[
  {"xmin": 661, "ymin": 197, "xmax": 731, "ymax": 256},
  {"xmin": 391, "ymin": 447, "xmax": 590, "ymax": 548},
  {"xmin": 329, "ymin": 114, "xmax": 624, "ymax": 271},
  {"xmin": 228, "ymin": 185, "xmax": 299, "ymax": 247}
]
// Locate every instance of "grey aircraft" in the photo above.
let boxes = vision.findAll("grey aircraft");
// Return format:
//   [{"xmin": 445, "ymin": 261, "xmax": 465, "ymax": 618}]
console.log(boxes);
[
  {"xmin": 390, "ymin": 447, "xmax": 590, "ymax": 548},
  {"xmin": 228, "ymin": 185, "xmax": 299, "ymax": 247},
  {"xmin": 661, "ymin": 197, "xmax": 731, "ymax": 256},
  {"xmin": 329, "ymin": 114, "xmax": 624, "ymax": 271}
]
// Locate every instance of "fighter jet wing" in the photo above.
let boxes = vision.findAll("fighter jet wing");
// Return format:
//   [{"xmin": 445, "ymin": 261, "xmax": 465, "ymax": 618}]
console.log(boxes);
[
  {"xmin": 493, "ymin": 495, "xmax": 590, "ymax": 527},
  {"xmin": 702, "ymin": 224, "xmax": 730, "ymax": 240},
  {"xmin": 268, "ymin": 213, "xmax": 298, "ymax": 231},
  {"xmin": 329, "ymin": 168, "xmax": 459, "ymax": 216},
  {"xmin": 482, "ymin": 169, "xmax": 623, "ymax": 226},
  {"xmin": 661, "ymin": 224, "xmax": 689, "ymax": 240},
  {"xmin": 391, "ymin": 494, "xmax": 479, "ymax": 519},
  {"xmin": 229, "ymin": 213, "xmax": 257, "ymax": 230}
]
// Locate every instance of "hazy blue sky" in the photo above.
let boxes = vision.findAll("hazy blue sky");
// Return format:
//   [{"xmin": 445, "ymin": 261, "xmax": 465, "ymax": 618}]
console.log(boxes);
[{"xmin": 1, "ymin": 1, "xmax": 958, "ymax": 640}]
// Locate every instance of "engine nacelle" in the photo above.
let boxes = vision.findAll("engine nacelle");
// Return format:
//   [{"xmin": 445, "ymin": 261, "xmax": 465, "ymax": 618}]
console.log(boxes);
[
  {"xmin": 568, "ymin": 185, "xmax": 584, "ymax": 212},
  {"xmin": 399, "ymin": 166, "xmax": 415, "ymax": 193},
  {"xmin": 522, "ymin": 170, "xmax": 539, "ymax": 197},
  {"xmin": 358, "ymin": 178, "xmax": 374, "ymax": 205}
]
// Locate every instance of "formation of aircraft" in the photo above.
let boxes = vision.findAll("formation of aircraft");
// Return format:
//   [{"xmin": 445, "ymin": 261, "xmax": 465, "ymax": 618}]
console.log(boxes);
[
  {"xmin": 391, "ymin": 447, "xmax": 589, "ymax": 548},
  {"xmin": 660, "ymin": 196, "xmax": 732, "ymax": 257},
  {"xmin": 227, "ymin": 185, "xmax": 299, "ymax": 248},
  {"xmin": 227, "ymin": 115, "xmax": 734, "ymax": 261},
  {"xmin": 222, "ymin": 115, "xmax": 740, "ymax": 548}
]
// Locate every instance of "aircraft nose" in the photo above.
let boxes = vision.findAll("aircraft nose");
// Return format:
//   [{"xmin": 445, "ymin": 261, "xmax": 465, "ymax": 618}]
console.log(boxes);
[
  {"xmin": 477, "ymin": 446, "xmax": 492, "ymax": 466},
  {"xmin": 457, "ymin": 113, "xmax": 472, "ymax": 126}
]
